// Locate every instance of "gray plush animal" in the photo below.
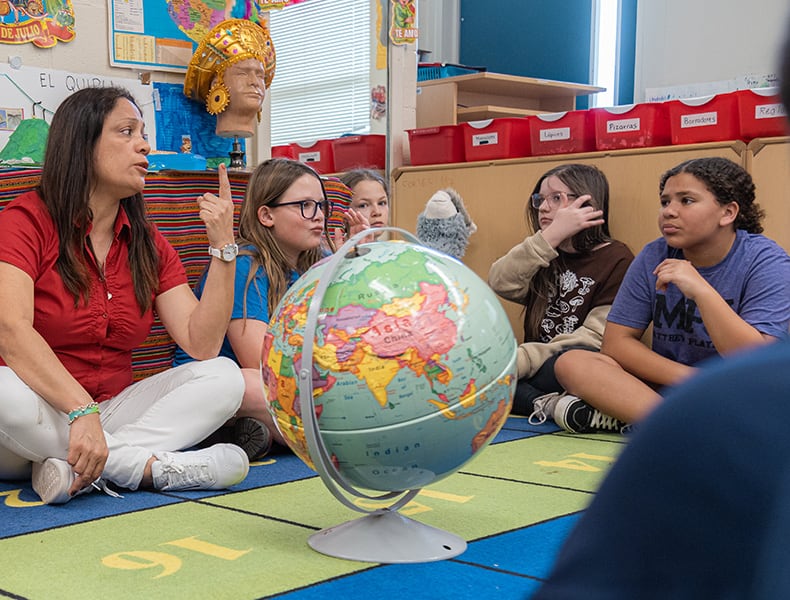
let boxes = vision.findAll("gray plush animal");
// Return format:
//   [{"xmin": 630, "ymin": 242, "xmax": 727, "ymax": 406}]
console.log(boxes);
[{"xmin": 416, "ymin": 188, "xmax": 477, "ymax": 259}]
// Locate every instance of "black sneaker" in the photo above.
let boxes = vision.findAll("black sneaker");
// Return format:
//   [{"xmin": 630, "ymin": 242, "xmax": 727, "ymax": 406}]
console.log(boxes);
[
  {"xmin": 553, "ymin": 394, "xmax": 626, "ymax": 434},
  {"xmin": 232, "ymin": 417, "xmax": 273, "ymax": 460},
  {"xmin": 201, "ymin": 417, "xmax": 273, "ymax": 461}
]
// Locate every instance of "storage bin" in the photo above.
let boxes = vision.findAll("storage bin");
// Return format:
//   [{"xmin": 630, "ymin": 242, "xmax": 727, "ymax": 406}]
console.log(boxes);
[
  {"xmin": 293, "ymin": 139, "xmax": 335, "ymax": 174},
  {"xmin": 529, "ymin": 110, "xmax": 596, "ymax": 155},
  {"xmin": 736, "ymin": 88, "xmax": 788, "ymax": 141},
  {"xmin": 407, "ymin": 125, "xmax": 466, "ymax": 165},
  {"xmin": 667, "ymin": 93, "xmax": 740, "ymax": 145},
  {"xmin": 271, "ymin": 144, "xmax": 296, "ymax": 159},
  {"xmin": 593, "ymin": 103, "xmax": 671, "ymax": 150},
  {"xmin": 332, "ymin": 134, "xmax": 386, "ymax": 171},
  {"xmin": 462, "ymin": 118, "xmax": 531, "ymax": 162},
  {"xmin": 417, "ymin": 63, "xmax": 486, "ymax": 82}
]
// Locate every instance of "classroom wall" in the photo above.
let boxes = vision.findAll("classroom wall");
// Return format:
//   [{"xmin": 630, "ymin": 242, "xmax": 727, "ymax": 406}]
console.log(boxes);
[
  {"xmin": 634, "ymin": 0, "xmax": 790, "ymax": 101},
  {"xmin": 2, "ymin": 3, "xmax": 179, "ymax": 81},
  {"xmin": 458, "ymin": 0, "xmax": 595, "ymax": 108},
  {"xmin": 452, "ymin": 1, "xmax": 789, "ymax": 105},
  {"xmin": 0, "ymin": 1, "xmax": 389, "ymax": 163}
]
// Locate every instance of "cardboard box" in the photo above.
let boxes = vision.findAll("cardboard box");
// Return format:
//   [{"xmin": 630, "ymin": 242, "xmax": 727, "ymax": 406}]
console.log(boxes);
[
  {"xmin": 667, "ymin": 93, "xmax": 740, "ymax": 145},
  {"xmin": 529, "ymin": 110, "xmax": 596, "ymax": 155},
  {"xmin": 593, "ymin": 103, "xmax": 671, "ymax": 150},
  {"xmin": 332, "ymin": 134, "xmax": 386, "ymax": 171},
  {"xmin": 407, "ymin": 125, "xmax": 465, "ymax": 165},
  {"xmin": 462, "ymin": 118, "xmax": 531, "ymax": 162}
]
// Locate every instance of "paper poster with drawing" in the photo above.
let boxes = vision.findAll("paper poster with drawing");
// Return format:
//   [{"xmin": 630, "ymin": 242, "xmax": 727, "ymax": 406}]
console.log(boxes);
[
  {"xmin": 390, "ymin": 0, "xmax": 416, "ymax": 45},
  {"xmin": 0, "ymin": 0, "xmax": 75, "ymax": 47}
]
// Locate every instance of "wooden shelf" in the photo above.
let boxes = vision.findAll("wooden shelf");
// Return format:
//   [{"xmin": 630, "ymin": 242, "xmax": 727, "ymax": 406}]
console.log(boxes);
[
  {"xmin": 457, "ymin": 105, "xmax": 548, "ymax": 121},
  {"xmin": 416, "ymin": 72, "xmax": 605, "ymax": 128}
]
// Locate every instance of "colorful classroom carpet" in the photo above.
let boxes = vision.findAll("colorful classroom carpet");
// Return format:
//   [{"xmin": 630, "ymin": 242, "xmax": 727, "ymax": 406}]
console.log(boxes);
[{"xmin": 0, "ymin": 417, "xmax": 626, "ymax": 599}]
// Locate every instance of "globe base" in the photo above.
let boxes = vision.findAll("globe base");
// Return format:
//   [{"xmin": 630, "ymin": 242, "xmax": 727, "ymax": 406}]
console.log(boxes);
[{"xmin": 308, "ymin": 508, "xmax": 467, "ymax": 563}]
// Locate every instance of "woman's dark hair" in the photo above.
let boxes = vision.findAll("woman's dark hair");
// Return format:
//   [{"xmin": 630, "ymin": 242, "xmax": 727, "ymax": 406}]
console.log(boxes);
[
  {"xmin": 523, "ymin": 163, "xmax": 612, "ymax": 341},
  {"xmin": 659, "ymin": 157, "xmax": 764, "ymax": 233},
  {"xmin": 38, "ymin": 86, "xmax": 158, "ymax": 313}
]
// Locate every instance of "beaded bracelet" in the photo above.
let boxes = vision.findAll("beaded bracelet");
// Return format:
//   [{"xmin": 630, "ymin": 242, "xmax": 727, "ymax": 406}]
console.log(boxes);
[{"xmin": 68, "ymin": 402, "xmax": 100, "ymax": 425}]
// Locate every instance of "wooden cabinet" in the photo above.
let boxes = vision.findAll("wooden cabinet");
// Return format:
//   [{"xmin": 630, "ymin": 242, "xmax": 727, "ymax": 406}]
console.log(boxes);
[
  {"xmin": 744, "ymin": 136, "xmax": 790, "ymax": 251},
  {"xmin": 416, "ymin": 72, "xmax": 605, "ymax": 128},
  {"xmin": 391, "ymin": 141, "xmax": 752, "ymax": 339}
]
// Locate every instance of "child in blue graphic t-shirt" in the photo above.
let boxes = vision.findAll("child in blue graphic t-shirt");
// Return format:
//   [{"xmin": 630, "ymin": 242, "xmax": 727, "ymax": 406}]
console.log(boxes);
[{"xmin": 546, "ymin": 156, "xmax": 790, "ymax": 433}]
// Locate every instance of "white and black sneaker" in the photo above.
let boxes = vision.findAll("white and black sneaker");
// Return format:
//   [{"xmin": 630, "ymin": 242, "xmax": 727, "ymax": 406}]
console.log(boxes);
[
  {"xmin": 528, "ymin": 392, "xmax": 563, "ymax": 425},
  {"xmin": 152, "ymin": 444, "xmax": 249, "ymax": 492},
  {"xmin": 553, "ymin": 394, "xmax": 626, "ymax": 434}
]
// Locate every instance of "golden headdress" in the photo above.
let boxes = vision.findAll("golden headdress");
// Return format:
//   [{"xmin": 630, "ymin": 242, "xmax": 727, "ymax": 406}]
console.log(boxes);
[{"xmin": 184, "ymin": 18, "xmax": 276, "ymax": 116}]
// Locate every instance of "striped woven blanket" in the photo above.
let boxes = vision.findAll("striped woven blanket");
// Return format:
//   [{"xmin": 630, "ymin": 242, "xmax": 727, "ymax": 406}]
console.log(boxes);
[{"xmin": 0, "ymin": 167, "xmax": 249, "ymax": 380}]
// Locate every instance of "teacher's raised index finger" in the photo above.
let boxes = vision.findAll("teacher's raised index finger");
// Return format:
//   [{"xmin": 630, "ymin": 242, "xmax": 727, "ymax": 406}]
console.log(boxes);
[{"xmin": 217, "ymin": 163, "xmax": 231, "ymax": 200}]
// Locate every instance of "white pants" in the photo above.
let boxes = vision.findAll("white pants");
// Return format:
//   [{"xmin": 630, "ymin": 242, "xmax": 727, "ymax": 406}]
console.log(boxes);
[{"xmin": 0, "ymin": 357, "xmax": 244, "ymax": 490}]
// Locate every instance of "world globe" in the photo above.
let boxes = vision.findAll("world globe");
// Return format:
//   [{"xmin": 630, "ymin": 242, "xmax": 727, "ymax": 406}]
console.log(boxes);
[{"xmin": 261, "ymin": 238, "xmax": 518, "ymax": 494}]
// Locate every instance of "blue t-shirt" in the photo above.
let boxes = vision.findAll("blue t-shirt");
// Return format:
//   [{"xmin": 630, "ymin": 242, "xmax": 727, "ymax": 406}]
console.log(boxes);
[
  {"xmin": 607, "ymin": 229, "xmax": 790, "ymax": 366},
  {"xmin": 173, "ymin": 249, "xmax": 299, "ymax": 366}
]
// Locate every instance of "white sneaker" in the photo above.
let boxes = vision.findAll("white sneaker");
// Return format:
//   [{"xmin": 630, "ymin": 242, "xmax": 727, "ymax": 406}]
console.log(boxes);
[
  {"xmin": 528, "ymin": 392, "xmax": 562, "ymax": 425},
  {"xmin": 31, "ymin": 458, "xmax": 75, "ymax": 504},
  {"xmin": 151, "ymin": 444, "xmax": 249, "ymax": 491},
  {"xmin": 31, "ymin": 458, "xmax": 117, "ymax": 504}
]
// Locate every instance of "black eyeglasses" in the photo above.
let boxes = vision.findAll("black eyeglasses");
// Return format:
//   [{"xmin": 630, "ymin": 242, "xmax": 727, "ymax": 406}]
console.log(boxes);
[
  {"xmin": 270, "ymin": 199, "xmax": 329, "ymax": 219},
  {"xmin": 530, "ymin": 191, "xmax": 578, "ymax": 209}
]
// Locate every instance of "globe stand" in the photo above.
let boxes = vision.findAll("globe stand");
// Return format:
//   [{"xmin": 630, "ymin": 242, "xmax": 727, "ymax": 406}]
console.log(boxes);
[
  {"xmin": 308, "ymin": 509, "xmax": 466, "ymax": 563},
  {"xmin": 298, "ymin": 227, "xmax": 467, "ymax": 563}
]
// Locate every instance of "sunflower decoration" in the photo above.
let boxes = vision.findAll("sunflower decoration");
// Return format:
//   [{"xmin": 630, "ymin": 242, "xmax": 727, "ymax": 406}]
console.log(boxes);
[{"xmin": 183, "ymin": 18, "xmax": 276, "ymax": 116}]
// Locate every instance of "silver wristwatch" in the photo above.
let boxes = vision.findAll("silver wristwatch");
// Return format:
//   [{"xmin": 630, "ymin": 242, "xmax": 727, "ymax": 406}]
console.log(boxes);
[{"xmin": 208, "ymin": 243, "xmax": 239, "ymax": 262}]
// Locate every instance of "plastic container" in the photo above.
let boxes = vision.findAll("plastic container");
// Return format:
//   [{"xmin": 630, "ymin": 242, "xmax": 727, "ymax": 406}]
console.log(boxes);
[
  {"xmin": 593, "ymin": 103, "xmax": 671, "ymax": 150},
  {"xmin": 736, "ymin": 88, "xmax": 788, "ymax": 141},
  {"xmin": 462, "ymin": 118, "xmax": 531, "ymax": 162},
  {"xmin": 529, "ymin": 110, "xmax": 596, "ymax": 155},
  {"xmin": 331, "ymin": 134, "xmax": 386, "ymax": 171},
  {"xmin": 667, "ymin": 93, "xmax": 740, "ymax": 145},
  {"xmin": 293, "ymin": 139, "xmax": 335, "ymax": 174},
  {"xmin": 407, "ymin": 125, "xmax": 466, "ymax": 165},
  {"xmin": 271, "ymin": 144, "xmax": 296, "ymax": 159},
  {"xmin": 147, "ymin": 152, "xmax": 207, "ymax": 171},
  {"xmin": 417, "ymin": 63, "xmax": 486, "ymax": 82}
]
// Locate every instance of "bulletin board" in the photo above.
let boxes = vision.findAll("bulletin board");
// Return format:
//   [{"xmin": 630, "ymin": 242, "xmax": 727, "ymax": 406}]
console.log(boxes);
[
  {"xmin": 0, "ymin": 62, "xmax": 156, "ymax": 152},
  {"xmin": 107, "ymin": 0, "xmax": 299, "ymax": 73}
]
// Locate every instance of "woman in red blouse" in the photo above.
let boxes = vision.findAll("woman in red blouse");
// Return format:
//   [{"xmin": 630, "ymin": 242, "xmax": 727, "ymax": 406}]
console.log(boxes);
[{"xmin": 0, "ymin": 87, "xmax": 249, "ymax": 504}]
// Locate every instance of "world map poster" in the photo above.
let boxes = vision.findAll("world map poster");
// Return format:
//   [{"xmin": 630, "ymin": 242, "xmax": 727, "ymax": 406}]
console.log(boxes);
[{"xmin": 108, "ymin": 0, "xmax": 302, "ymax": 73}]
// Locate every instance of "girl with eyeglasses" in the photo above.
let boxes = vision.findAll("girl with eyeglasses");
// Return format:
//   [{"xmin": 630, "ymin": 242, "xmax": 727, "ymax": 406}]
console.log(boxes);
[
  {"xmin": 488, "ymin": 163, "xmax": 634, "ymax": 426},
  {"xmin": 174, "ymin": 158, "xmax": 368, "ymax": 458}
]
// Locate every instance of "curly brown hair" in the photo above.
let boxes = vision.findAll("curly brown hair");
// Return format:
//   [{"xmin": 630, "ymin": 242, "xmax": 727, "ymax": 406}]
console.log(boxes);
[{"xmin": 659, "ymin": 157, "xmax": 764, "ymax": 233}]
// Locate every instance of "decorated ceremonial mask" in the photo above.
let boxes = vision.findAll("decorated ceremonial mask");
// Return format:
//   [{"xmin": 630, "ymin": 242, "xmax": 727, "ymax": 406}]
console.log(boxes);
[{"xmin": 183, "ymin": 18, "xmax": 276, "ymax": 117}]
